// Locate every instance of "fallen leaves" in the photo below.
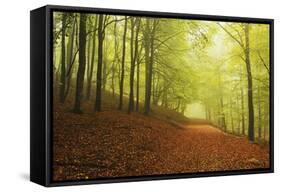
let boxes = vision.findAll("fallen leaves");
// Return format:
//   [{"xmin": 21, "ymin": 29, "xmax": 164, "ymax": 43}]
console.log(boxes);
[{"xmin": 52, "ymin": 102, "xmax": 269, "ymax": 181}]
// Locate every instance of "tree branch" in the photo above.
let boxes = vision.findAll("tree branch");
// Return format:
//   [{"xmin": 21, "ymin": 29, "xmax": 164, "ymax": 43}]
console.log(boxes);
[
  {"xmin": 257, "ymin": 50, "xmax": 270, "ymax": 74},
  {"xmin": 217, "ymin": 22, "xmax": 244, "ymax": 49}
]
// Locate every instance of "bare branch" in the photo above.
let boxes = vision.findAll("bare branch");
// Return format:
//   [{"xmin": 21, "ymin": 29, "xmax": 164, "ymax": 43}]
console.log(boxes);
[
  {"xmin": 217, "ymin": 22, "xmax": 244, "ymax": 49},
  {"xmin": 257, "ymin": 50, "xmax": 270, "ymax": 74}
]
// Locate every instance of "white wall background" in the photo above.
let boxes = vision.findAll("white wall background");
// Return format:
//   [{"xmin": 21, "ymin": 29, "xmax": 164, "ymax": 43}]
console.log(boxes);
[{"xmin": 0, "ymin": 0, "xmax": 279, "ymax": 191}]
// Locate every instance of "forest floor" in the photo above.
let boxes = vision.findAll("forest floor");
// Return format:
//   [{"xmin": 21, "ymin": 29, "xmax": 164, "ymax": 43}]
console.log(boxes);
[{"xmin": 53, "ymin": 98, "xmax": 270, "ymax": 181}]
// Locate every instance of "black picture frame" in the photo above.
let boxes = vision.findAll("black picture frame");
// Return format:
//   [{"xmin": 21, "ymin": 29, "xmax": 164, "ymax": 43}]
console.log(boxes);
[{"xmin": 30, "ymin": 4, "xmax": 274, "ymax": 187}]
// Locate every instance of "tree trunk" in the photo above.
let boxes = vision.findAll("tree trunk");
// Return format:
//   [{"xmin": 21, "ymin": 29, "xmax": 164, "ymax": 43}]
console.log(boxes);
[
  {"xmin": 64, "ymin": 17, "xmax": 79, "ymax": 101},
  {"xmin": 152, "ymin": 70, "xmax": 159, "ymax": 105},
  {"xmin": 59, "ymin": 14, "xmax": 67, "ymax": 103},
  {"xmin": 220, "ymin": 97, "xmax": 226, "ymax": 131},
  {"xmin": 128, "ymin": 19, "xmax": 135, "ymax": 113},
  {"xmin": 94, "ymin": 14, "xmax": 104, "ymax": 112},
  {"xmin": 86, "ymin": 26, "xmax": 92, "ymax": 93},
  {"xmin": 118, "ymin": 16, "xmax": 128, "ymax": 110},
  {"xmin": 102, "ymin": 40, "xmax": 107, "ymax": 92},
  {"xmin": 258, "ymin": 85, "xmax": 262, "ymax": 142},
  {"xmin": 128, "ymin": 18, "xmax": 140, "ymax": 113},
  {"xmin": 144, "ymin": 19, "xmax": 150, "ymax": 114},
  {"xmin": 86, "ymin": 16, "xmax": 98, "ymax": 100},
  {"xmin": 64, "ymin": 17, "xmax": 76, "ymax": 102},
  {"xmin": 162, "ymin": 80, "xmax": 168, "ymax": 108},
  {"xmin": 230, "ymin": 97, "xmax": 234, "ymax": 133},
  {"xmin": 240, "ymin": 77, "xmax": 245, "ymax": 135},
  {"xmin": 244, "ymin": 24, "xmax": 255, "ymax": 142},
  {"xmin": 236, "ymin": 93, "xmax": 241, "ymax": 135},
  {"xmin": 136, "ymin": 58, "xmax": 140, "ymax": 112},
  {"xmin": 218, "ymin": 69, "xmax": 226, "ymax": 131},
  {"xmin": 111, "ymin": 19, "xmax": 120, "ymax": 99},
  {"xmin": 144, "ymin": 19, "xmax": 156, "ymax": 115},
  {"xmin": 263, "ymin": 103, "xmax": 267, "ymax": 141},
  {"xmin": 73, "ymin": 14, "xmax": 87, "ymax": 113},
  {"xmin": 111, "ymin": 62, "xmax": 115, "ymax": 98}
]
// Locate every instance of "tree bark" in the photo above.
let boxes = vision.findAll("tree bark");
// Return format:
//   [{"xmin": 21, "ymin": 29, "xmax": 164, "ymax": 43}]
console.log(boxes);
[
  {"xmin": 128, "ymin": 19, "xmax": 135, "ymax": 113},
  {"xmin": 102, "ymin": 42, "xmax": 107, "ymax": 92},
  {"xmin": 258, "ymin": 85, "xmax": 262, "ymax": 142},
  {"xmin": 244, "ymin": 24, "xmax": 255, "ymax": 142},
  {"xmin": 59, "ymin": 13, "xmax": 67, "ymax": 103},
  {"xmin": 144, "ymin": 19, "xmax": 157, "ymax": 115},
  {"xmin": 144, "ymin": 19, "xmax": 150, "ymax": 115},
  {"xmin": 111, "ymin": 20, "xmax": 118, "ymax": 98},
  {"xmin": 64, "ymin": 16, "xmax": 76, "ymax": 102},
  {"xmin": 94, "ymin": 14, "xmax": 104, "ymax": 112},
  {"xmin": 118, "ymin": 16, "xmax": 128, "ymax": 110},
  {"xmin": 128, "ymin": 18, "xmax": 140, "ymax": 113},
  {"xmin": 230, "ymin": 96, "xmax": 234, "ymax": 133},
  {"xmin": 135, "ymin": 42, "xmax": 143, "ymax": 112},
  {"xmin": 64, "ymin": 19, "xmax": 78, "ymax": 101},
  {"xmin": 263, "ymin": 103, "xmax": 267, "ymax": 141},
  {"xmin": 236, "ymin": 93, "xmax": 241, "ymax": 134},
  {"xmin": 73, "ymin": 14, "xmax": 87, "ymax": 113},
  {"xmin": 240, "ymin": 75, "xmax": 245, "ymax": 135},
  {"xmin": 136, "ymin": 60, "xmax": 140, "ymax": 112},
  {"xmin": 86, "ymin": 16, "xmax": 98, "ymax": 100}
]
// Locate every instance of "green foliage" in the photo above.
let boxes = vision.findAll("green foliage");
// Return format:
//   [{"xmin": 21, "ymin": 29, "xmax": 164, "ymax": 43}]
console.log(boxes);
[{"xmin": 53, "ymin": 12, "xmax": 270, "ymax": 142}]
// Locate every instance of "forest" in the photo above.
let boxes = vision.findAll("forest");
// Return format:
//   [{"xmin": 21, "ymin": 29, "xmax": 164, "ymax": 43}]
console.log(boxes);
[{"xmin": 52, "ymin": 12, "xmax": 270, "ymax": 181}]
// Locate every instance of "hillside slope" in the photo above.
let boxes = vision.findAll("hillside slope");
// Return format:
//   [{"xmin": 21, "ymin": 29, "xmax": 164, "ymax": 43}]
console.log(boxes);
[{"xmin": 53, "ymin": 96, "xmax": 269, "ymax": 181}]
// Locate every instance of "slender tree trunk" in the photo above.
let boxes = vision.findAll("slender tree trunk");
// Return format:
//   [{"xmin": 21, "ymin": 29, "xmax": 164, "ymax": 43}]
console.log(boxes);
[
  {"xmin": 220, "ymin": 97, "xmax": 226, "ymax": 131},
  {"xmin": 162, "ymin": 80, "xmax": 168, "ymax": 108},
  {"xmin": 136, "ymin": 60, "xmax": 140, "ymax": 112},
  {"xmin": 111, "ymin": 20, "xmax": 118, "ymax": 99},
  {"xmin": 64, "ymin": 18, "xmax": 79, "ymax": 102},
  {"xmin": 94, "ymin": 14, "xmax": 104, "ymax": 112},
  {"xmin": 144, "ymin": 19, "xmax": 156, "ymax": 115},
  {"xmin": 205, "ymin": 105, "xmax": 208, "ymax": 120},
  {"xmin": 64, "ymin": 17, "xmax": 76, "ymax": 102},
  {"xmin": 240, "ymin": 78, "xmax": 245, "ymax": 135},
  {"xmin": 152, "ymin": 71, "xmax": 159, "ymax": 105},
  {"xmin": 73, "ymin": 14, "xmax": 87, "ymax": 113},
  {"xmin": 244, "ymin": 24, "xmax": 255, "ymax": 142},
  {"xmin": 144, "ymin": 19, "xmax": 150, "ymax": 114},
  {"xmin": 55, "ymin": 49, "xmax": 61, "ymax": 92},
  {"xmin": 230, "ymin": 97, "xmax": 234, "ymax": 133},
  {"xmin": 135, "ymin": 42, "xmax": 143, "ymax": 112},
  {"xmin": 128, "ymin": 19, "xmax": 135, "ymax": 113},
  {"xmin": 59, "ymin": 14, "xmax": 67, "ymax": 103},
  {"xmin": 86, "ymin": 16, "xmax": 98, "ymax": 100},
  {"xmin": 209, "ymin": 107, "xmax": 211, "ymax": 120},
  {"xmin": 258, "ymin": 85, "xmax": 262, "ymax": 142},
  {"xmin": 102, "ymin": 40, "xmax": 107, "ymax": 92},
  {"xmin": 218, "ymin": 69, "xmax": 226, "ymax": 131},
  {"xmin": 236, "ymin": 93, "xmax": 241, "ymax": 135},
  {"xmin": 111, "ymin": 63, "xmax": 115, "ymax": 98},
  {"xmin": 118, "ymin": 16, "xmax": 128, "ymax": 110},
  {"xmin": 263, "ymin": 103, "xmax": 267, "ymax": 141},
  {"xmin": 153, "ymin": 73, "xmax": 160, "ymax": 105},
  {"xmin": 128, "ymin": 18, "xmax": 140, "ymax": 113},
  {"xmin": 86, "ymin": 27, "xmax": 91, "ymax": 90}
]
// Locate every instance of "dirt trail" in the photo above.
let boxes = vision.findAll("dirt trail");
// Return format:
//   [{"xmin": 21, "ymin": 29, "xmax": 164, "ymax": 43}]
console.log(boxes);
[
  {"xmin": 150, "ymin": 122, "xmax": 269, "ymax": 174},
  {"xmin": 53, "ymin": 110, "xmax": 270, "ymax": 181}
]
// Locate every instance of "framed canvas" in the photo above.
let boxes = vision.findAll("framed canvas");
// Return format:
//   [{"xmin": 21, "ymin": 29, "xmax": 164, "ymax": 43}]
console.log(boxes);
[{"xmin": 30, "ymin": 5, "xmax": 274, "ymax": 187}]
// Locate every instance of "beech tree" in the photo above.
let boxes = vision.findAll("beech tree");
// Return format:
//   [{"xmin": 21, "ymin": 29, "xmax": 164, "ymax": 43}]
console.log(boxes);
[
  {"xmin": 73, "ymin": 13, "xmax": 87, "ymax": 113},
  {"xmin": 218, "ymin": 23, "xmax": 255, "ymax": 142},
  {"xmin": 94, "ymin": 14, "xmax": 104, "ymax": 112},
  {"xmin": 118, "ymin": 16, "xmax": 128, "ymax": 110},
  {"xmin": 53, "ymin": 13, "xmax": 270, "ymax": 143}
]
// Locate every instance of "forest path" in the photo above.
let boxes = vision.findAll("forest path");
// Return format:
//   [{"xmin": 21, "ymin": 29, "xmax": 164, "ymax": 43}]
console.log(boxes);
[
  {"xmin": 154, "ymin": 121, "xmax": 269, "ymax": 173},
  {"xmin": 53, "ymin": 110, "xmax": 270, "ymax": 181}
]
